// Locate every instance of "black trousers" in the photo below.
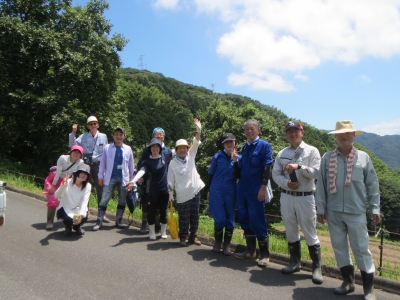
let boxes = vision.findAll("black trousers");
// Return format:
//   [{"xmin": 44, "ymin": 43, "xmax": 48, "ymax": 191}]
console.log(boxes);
[
  {"xmin": 57, "ymin": 207, "xmax": 87, "ymax": 230},
  {"xmin": 147, "ymin": 192, "xmax": 169, "ymax": 225}
]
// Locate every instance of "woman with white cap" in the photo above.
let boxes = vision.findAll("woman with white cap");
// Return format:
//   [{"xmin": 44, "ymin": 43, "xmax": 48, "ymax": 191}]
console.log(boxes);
[
  {"xmin": 208, "ymin": 133, "xmax": 240, "ymax": 255},
  {"xmin": 168, "ymin": 119, "xmax": 205, "ymax": 246},
  {"xmin": 127, "ymin": 138, "xmax": 169, "ymax": 240},
  {"xmin": 55, "ymin": 164, "xmax": 92, "ymax": 236},
  {"xmin": 43, "ymin": 145, "xmax": 84, "ymax": 230}
]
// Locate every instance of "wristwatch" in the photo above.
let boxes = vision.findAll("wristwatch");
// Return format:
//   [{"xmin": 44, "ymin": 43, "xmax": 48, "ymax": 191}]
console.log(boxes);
[{"xmin": 297, "ymin": 164, "xmax": 302, "ymax": 169}]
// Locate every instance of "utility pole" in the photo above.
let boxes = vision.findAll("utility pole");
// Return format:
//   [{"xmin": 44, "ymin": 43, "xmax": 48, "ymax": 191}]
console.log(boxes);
[{"xmin": 138, "ymin": 55, "xmax": 147, "ymax": 70}]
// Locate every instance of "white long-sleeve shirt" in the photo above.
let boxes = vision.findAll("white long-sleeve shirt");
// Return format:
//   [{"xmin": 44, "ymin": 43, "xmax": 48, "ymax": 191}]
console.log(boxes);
[
  {"xmin": 55, "ymin": 179, "xmax": 91, "ymax": 217},
  {"xmin": 52, "ymin": 155, "xmax": 84, "ymax": 185},
  {"xmin": 167, "ymin": 137, "xmax": 205, "ymax": 203}
]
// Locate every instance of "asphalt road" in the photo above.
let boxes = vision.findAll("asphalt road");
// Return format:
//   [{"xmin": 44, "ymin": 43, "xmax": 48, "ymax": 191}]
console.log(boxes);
[{"xmin": 0, "ymin": 191, "xmax": 399, "ymax": 300}]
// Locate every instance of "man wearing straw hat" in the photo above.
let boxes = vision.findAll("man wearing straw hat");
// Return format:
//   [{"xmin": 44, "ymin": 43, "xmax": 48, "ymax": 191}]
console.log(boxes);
[{"xmin": 316, "ymin": 120, "xmax": 380, "ymax": 300}]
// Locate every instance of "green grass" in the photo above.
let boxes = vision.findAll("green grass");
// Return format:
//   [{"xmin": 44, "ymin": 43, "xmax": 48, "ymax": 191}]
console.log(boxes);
[{"xmin": 1, "ymin": 167, "xmax": 399, "ymax": 281}]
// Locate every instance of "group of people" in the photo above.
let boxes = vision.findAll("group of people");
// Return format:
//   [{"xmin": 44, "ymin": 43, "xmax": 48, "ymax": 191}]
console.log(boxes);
[{"xmin": 43, "ymin": 115, "xmax": 379, "ymax": 300}]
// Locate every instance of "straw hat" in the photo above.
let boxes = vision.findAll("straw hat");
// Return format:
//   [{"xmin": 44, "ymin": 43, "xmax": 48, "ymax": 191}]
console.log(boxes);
[{"xmin": 328, "ymin": 120, "xmax": 362, "ymax": 135}]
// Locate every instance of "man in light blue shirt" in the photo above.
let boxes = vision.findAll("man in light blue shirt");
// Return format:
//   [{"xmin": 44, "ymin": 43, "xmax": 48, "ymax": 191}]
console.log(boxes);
[
  {"xmin": 93, "ymin": 127, "xmax": 134, "ymax": 231},
  {"xmin": 71, "ymin": 116, "xmax": 108, "ymax": 206},
  {"xmin": 316, "ymin": 120, "xmax": 380, "ymax": 300}
]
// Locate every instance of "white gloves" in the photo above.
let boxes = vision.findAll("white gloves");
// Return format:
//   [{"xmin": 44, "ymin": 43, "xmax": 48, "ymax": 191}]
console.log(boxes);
[{"xmin": 194, "ymin": 118, "xmax": 202, "ymax": 133}]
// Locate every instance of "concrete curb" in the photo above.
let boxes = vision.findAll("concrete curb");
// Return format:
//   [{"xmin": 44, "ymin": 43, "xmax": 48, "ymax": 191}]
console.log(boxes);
[{"xmin": 5, "ymin": 185, "xmax": 400, "ymax": 296}]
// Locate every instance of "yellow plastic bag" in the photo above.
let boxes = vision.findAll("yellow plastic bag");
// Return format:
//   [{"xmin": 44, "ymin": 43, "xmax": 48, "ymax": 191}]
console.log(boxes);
[{"xmin": 168, "ymin": 202, "xmax": 178, "ymax": 240}]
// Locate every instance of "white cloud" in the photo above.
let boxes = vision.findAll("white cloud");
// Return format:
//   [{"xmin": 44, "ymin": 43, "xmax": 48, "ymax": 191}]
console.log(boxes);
[
  {"xmin": 228, "ymin": 72, "xmax": 295, "ymax": 91},
  {"xmin": 295, "ymin": 73, "xmax": 309, "ymax": 81},
  {"xmin": 153, "ymin": 0, "xmax": 180, "ymax": 9},
  {"xmin": 189, "ymin": 0, "xmax": 400, "ymax": 91},
  {"xmin": 362, "ymin": 119, "xmax": 400, "ymax": 136},
  {"xmin": 358, "ymin": 75, "xmax": 371, "ymax": 82}
]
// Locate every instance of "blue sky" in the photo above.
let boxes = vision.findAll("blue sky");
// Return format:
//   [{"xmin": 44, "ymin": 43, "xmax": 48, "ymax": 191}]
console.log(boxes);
[{"xmin": 74, "ymin": 0, "xmax": 400, "ymax": 136}]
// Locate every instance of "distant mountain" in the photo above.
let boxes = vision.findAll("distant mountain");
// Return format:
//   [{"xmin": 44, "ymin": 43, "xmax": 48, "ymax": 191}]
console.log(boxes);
[{"xmin": 355, "ymin": 132, "xmax": 400, "ymax": 169}]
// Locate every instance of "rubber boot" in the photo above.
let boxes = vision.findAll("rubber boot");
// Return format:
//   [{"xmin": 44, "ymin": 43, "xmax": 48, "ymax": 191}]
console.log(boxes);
[
  {"xmin": 361, "ymin": 271, "xmax": 376, "ymax": 300},
  {"xmin": 308, "ymin": 244, "xmax": 323, "ymax": 284},
  {"xmin": 139, "ymin": 220, "xmax": 147, "ymax": 234},
  {"xmin": 46, "ymin": 208, "xmax": 56, "ymax": 230},
  {"xmin": 282, "ymin": 241, "xmax": 301, "ymax": 274},
  {"xmin": 334, "ymin": 265, "xmax": 355, "ymax": 295},
  {"xmin": 213, "ymin": 229, "xmax": 223, "ymax": 253},
  {"xmin": 149, "ymin": 224, "xmax": 156, "ymax": 240},
  {"xmin": 92, "ymin": 209, "xmax": 106, "ymax": 231},
  {"xmin": 102, "ymin": 215, "xmax": 111, "ymax": 223},
  {"xmin": 160, "ymin": 223, "xmax": 167, "ymax": 239},
  {"xmin": 257, "ymin": 237, "xmax": 270, "ymax": 267},
  {"xmin": 115, "ymin": 206, "xmax": 127, "ymax": 229},
  {"xmin": 140, "ymin": 201, "xmax": 148, "ymax": 233},
  {"xmin": 223, "ymin": 229, "xmax": 233, "ymax": 256},
  {"xmin": 234, "ymin": 231, "xmax": 257, "ymax": 259}
]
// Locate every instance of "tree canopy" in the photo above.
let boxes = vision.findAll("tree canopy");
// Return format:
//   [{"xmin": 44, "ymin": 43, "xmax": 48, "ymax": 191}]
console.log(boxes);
[{"xmin": 0, "ymin": 0, "xmax": 128, "ymax": 170}]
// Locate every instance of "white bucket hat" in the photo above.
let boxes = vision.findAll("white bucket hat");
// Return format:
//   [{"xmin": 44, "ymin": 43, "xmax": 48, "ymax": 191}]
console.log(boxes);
[{"xmin": 328, "ymin": 120, "xmax": 362, "ymax": 135}]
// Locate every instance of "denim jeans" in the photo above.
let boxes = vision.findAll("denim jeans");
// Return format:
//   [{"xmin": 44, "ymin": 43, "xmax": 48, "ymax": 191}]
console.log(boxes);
[{"xmin": 99, "ymin": 177, "xmax": 127, "ymax": 207}]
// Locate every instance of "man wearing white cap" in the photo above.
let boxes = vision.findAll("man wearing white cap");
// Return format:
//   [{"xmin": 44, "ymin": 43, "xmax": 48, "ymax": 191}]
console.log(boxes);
[
  {"xmin": 316, "ymin": 120, "xmax": 380, "ymax": 300},
  {"xmin": 70, "ymin": 116, "xmax": 108, "ymax": 212},
  {"xmin": 272, "ymin": 120, "xmax": 322, "ymax": 284}
]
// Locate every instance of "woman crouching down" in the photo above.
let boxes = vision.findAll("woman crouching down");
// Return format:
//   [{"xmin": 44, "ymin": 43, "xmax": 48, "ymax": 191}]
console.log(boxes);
[
  {"xmin": 127, "ymin": 138, "xmax": 169, "ymax": 240},
  {"xmin": 44, "ymin": 145, "xmax": 84, "ymax": 230},
  {"xmin": 55, "ymin": 164, "xmax": 92, "ymax": 236}
]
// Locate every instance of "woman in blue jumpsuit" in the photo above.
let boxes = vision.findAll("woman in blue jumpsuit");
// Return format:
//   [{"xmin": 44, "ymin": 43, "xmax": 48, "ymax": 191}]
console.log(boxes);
[{"xmin": 208, "ymin": 133, "xmax": 240, "ymax": 255}]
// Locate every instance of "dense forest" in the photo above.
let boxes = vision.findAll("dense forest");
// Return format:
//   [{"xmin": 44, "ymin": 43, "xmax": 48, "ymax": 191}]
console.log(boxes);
[{"xmin": 0, "ymin": 0, "xmax": 399, "ymax": 236}]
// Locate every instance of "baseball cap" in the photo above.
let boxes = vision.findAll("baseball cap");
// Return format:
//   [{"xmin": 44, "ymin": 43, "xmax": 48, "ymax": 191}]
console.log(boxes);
[
  {"xmin": 285, "ymin": 120, "xmax": 304, "ymax": 132},
  {"xmin": 114, "ymin": 126, "xmax": 126, "ymax": 135},
  {"xmin": 70, "ymin": 145, "xmax": 84, "ymax": 155},
  {"xmin": 87, "ymin": 116, "xmax": 98, "ymax": 124},
  {"xmin": 221, "ymin": 133, "xmax": 236, "ymax": 144}
]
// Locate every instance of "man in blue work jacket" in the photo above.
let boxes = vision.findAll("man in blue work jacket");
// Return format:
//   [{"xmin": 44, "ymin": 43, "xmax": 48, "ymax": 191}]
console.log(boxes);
[{"xmin": 234, "ymin": 119, "xmax": 274, "ymax": 267}]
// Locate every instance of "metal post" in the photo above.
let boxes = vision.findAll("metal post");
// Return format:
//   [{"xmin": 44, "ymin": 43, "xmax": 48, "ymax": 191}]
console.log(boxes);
[{"xmin": 0, "ymin": 181, "xmax": 7, "ymax": 226}]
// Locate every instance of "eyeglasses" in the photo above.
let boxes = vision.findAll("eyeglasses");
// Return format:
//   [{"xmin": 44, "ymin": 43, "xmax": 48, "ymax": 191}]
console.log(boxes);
[{"xmin": 88, "ymin": 123, "xmax": 98, "ymax": 126}]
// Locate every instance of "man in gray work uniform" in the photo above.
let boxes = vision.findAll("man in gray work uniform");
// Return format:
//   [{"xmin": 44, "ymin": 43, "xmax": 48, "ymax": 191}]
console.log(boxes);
[
  {"xmin": 316, "ymin": 120, "xmax": 380, "ymax": 300},
  {"xmin": 272, "ymin": 120, "xmax": 322, "ymax": 284}
]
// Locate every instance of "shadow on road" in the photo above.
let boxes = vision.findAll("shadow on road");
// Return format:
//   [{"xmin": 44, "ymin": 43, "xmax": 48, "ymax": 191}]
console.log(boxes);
[
  {"xmin": 184, "ymin": 245, "xmax": 341, "ymax": 291},
  {"xmin": 292, "ymin": 286, "xmax": 362, "ymax": 300},
  {"xmin": 35, "ymin": 229, "xmax": 84, "ymax": 246}
]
